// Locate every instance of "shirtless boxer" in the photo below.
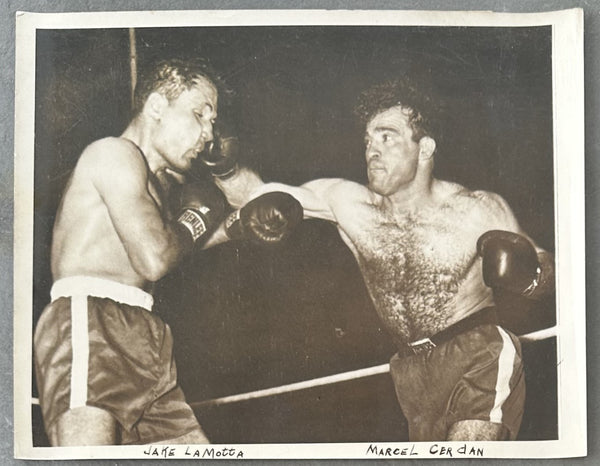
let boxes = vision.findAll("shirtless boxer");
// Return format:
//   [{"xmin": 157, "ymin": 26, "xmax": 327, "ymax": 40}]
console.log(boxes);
[
  {"xmin": 34, "ymin": 59, "xmax": 302, "ymax": 446},
  {"xmin": 209, "ymin": 79, "xmax": 555, "ymax": 441}
]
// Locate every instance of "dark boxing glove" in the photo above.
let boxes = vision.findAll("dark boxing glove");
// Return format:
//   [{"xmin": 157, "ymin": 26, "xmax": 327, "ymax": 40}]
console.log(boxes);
[
  {"xmin": 199, "ymin": 122, "xmax": 239, "ymax": 179},
  {"xmin": 477, "ymin": 230, "xmax": 542, "ymax": 297},
  {"xmin": 176, "ymin": 182, "xmax": 227, "ymax": 244},
  {"xmin": 225, "ymin": 192, "xmax": 303, "ymax": 244}
]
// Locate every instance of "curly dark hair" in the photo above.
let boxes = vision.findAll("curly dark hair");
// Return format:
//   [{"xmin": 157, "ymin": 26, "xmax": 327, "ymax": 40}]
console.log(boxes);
[
  {"xmin": 132, "ymin": 58, "xmax": 224, "ymax": 116},
  {"xmin": 354, "ymin": 78, "xmax": 439, "ymax": 142}
]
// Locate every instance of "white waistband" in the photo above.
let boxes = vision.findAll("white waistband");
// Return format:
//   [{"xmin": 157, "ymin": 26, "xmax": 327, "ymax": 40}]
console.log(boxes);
[{"xmin": 50, "ymin": 276, "xmax": 154, "ymax": 311}]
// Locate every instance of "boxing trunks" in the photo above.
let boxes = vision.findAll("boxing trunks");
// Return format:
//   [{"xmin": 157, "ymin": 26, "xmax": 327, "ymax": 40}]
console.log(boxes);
[
  {"xmin": 389, "ymin": 307, "xmax": 525, "ymax": 441},
  {"xmin": 34, "ymin": 276, "xmax": 202, "ymax": 444}
]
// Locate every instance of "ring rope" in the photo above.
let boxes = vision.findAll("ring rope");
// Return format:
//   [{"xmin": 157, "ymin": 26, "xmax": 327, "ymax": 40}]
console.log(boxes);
[
  {"xmin": 31, "ymin": 327, "xmax": 557, "ymax": 408},
  {"xmin": 517, "ymin": 325, "xmax": 557, "ymax": 342},
  {"xmin": 190, "ymin": 326, "xmax": 557, "ymax": 408},
  {"xmin": 190, "ymin": 363, "xmax": 390, "ymax": 408}
]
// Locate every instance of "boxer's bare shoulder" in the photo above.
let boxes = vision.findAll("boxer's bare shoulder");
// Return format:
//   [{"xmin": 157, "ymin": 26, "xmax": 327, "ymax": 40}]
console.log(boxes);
[
  {"xmin": 458, "ymin": 188, "xmax": 521, "ymax": 233},
  {"xmin": 55, "ymin": 136, "xmax": 153, "ymax": 239},
  {"xmin": 76, "ymin": 137, "xmax": 148, "ymax": 186}
]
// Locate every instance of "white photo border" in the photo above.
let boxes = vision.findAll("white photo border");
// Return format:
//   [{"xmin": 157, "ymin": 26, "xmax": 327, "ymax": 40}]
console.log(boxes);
[{"xmin": 14, "ymin": 8, "xmax": 585, "ymax": 459}]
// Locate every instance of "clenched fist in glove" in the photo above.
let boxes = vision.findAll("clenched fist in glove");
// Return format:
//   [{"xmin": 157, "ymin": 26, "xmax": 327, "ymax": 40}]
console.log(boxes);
[
  {"xmin": 176, "ymin": 182, "xmax": 227, "ymax": 244},
  {"xmin": 477, "ymin": 230, "xmax": 542, "ymax": 297},
  {"xmin": 225, "ymin": 191, "xmax": 303, "ymax": 244},
  {"xmin": 199, "ymin": 121, "xmax": 239, "ymax": 179}
]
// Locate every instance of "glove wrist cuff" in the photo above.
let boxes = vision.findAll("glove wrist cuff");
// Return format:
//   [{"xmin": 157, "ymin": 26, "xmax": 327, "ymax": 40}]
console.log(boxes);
[
  {"xmin": 224, "ymin": 210, "xmax": 243, "ymax": 239},
  {"xmin": 177, "ymin": 208, "xmax": 207, "ymax": 242},
  {"xmin": 522, "ymin": 266, "xmax": 542, "ymax": 297}
]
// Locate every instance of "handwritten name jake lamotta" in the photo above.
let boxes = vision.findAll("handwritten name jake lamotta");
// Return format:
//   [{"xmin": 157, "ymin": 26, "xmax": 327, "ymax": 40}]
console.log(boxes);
[{"xmin": 143, "ymin": 445, "xmax": 245, "ymax": 459}]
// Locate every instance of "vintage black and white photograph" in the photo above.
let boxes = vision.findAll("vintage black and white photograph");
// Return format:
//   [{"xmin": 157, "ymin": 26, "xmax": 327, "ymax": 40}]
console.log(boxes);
[{"xmin": 14, "ymin": 9, "xmax": 585, "ymax": 459}]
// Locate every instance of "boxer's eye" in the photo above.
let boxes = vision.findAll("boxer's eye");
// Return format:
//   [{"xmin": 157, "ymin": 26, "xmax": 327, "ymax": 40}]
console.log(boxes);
[{"xmin": 195, "ymin": 107, "xmax": 213, "ymax": 122}]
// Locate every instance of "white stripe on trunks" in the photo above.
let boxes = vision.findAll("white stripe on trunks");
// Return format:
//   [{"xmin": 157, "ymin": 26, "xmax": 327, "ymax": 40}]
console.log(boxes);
[
  {"xmin": 489, "ymin": 326, "xmax": 517, "ymax": 424},
  {"xmin": 70, "ymin": 295, "xmax": 89, "ymax": 409}
]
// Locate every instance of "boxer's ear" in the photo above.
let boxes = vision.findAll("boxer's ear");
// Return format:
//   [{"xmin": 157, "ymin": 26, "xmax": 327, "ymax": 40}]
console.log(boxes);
[
  {"xmin": 144, "ymin": 92, "xmax": 168, "ymax": 121},
  {"xmin": 418, "ymin": 136, "xmax": 436, "ymax": 160}
]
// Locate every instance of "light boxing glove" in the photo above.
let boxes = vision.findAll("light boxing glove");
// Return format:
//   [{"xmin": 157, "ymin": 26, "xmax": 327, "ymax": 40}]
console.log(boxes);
[
  {"xmin": 477, "ymin": 230, "xmax": 542, "ymax": 297},
  {"xmin": 225, "ymin": 191, "xmax": 303, "ymax": 244},
  {"xmin": 176, "ymin": 182, "xmax": 227, "ymax": 244},
  {"xmin": 199, "ymin": 121, "xmax": 239, "ymax": 179}
]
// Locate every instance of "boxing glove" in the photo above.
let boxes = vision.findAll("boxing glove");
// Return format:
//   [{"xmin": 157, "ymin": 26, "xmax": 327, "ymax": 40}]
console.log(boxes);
[
  {"xmin": 199, "ymin": 122, "xmax": 239, "ymax": 179},
  {"xmin": 176, "ymin": 182, "xmax": 227, "ymax": 243},
  {"xmin": 477, "ymin": 230, "xmax": 542, "ymax": 297},
  {"xmin": 225, "ymin": 191, "xmax": 303, "ymax": 244}
]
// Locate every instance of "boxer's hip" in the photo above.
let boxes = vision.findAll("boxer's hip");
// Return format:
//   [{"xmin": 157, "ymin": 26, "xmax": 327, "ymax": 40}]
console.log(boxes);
[
  {"xmin": 389, "ymin": 309, "xmax": 524, "ymax": 440},
  {"xmin": 34, "ymin": 276, "xmax": 176, "ymax": 434}
]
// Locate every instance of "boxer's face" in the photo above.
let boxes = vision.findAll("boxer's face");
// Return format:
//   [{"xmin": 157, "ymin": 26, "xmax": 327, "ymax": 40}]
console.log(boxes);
[
  {"xmin": 364, "ymin": 106, "xmax": 422, "ymax": 196},
  {"xmin": 155, "ymin": 76, "xmax": 218, "ymax": 173}
]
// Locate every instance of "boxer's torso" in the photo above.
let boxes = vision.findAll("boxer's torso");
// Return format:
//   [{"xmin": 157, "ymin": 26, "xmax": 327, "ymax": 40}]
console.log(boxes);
[
  {"xmin": 51, "ymin": 140, "xmax": 164, "ymax": 289},
  {"xmin": 333, "ymin": 181, "xmax": 495, "ymax": 344}
]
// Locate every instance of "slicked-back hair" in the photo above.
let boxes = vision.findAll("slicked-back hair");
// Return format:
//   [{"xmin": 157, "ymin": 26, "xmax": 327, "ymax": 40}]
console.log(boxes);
[
  {"xmin": 132, "ymin": 58, "xmax": 220, "ymax": 117},
  {"xmin": 354, "ymin": 78, "xmax": 440, "ymax": 143}
]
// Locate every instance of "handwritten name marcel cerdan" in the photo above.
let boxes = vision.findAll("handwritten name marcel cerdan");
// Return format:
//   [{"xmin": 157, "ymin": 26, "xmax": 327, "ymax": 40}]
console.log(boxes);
[{"xmin": 366, "ymin": 443, "xmax": 484, "ymax": 457}]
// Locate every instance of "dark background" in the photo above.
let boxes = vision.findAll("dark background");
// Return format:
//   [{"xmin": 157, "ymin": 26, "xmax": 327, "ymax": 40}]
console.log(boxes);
[{"xmin": 32, "ymin": 26, "xmax": 556, "ymax": 444}]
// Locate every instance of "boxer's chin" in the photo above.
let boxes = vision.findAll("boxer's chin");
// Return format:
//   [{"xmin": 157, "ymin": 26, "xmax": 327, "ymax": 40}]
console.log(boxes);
[
  {"xmin": 178, "ymin": 150, "xmax": 198, "ymax": 172},
  {"xmin": 368, "ymin": 179, "xmax": 385, "ymax": 196}
]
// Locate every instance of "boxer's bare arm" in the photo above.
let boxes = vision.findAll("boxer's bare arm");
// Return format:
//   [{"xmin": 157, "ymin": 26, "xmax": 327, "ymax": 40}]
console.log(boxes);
[
  {"xmin": 216, "ymin": 168, "xmax": 354, "ymax": 222},
  {"xmin": 202, "ymin": 177, "xmax": 345, "ymax": 250},
  {"xmin": 251, "ymin": 179, "xmax": 347, "ymax": 222},
  {"xmin": 205, "ymin": 173, "xmax": 356, "ymax": 249},
  {"xmin": 473, "ymin": 189, "xmax": 554, "ymax": 297},
  {"xmin": 201, "ymin": 223, "xmax": 230, "ymax": 249},
  {"xmin": 473, "ymin": 190, "xmax": 548, "ymax": 253},
  {"xmin": 213, "ymin": 167, "xmax": 265, "ymax": 209},
  {"xmin": 88, "ymin": 138, "xmax": 192, "ymax": 281}
]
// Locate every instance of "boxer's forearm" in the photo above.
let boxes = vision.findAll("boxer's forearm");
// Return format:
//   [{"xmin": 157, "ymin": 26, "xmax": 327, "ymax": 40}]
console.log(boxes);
[
  {"xmin": 215, "ymin": 169, "xmax": 344, "ymax": 223},
  {"xmin": 213, "ymin": 167, "xmax": 264, "ymax": 209},
  {"xmin": 200, "ymin": 222, "xmax": 230, "ymax": 249}
]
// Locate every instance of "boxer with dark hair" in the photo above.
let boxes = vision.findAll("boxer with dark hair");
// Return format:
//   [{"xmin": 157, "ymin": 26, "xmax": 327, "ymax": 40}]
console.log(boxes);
[
  {"xmin": 210, "ymin": 77, "xmax": 554, "ymax": 441},
  {"xmin": 34, "ymin": 58, "xmax": 302, "ymax": 446}
]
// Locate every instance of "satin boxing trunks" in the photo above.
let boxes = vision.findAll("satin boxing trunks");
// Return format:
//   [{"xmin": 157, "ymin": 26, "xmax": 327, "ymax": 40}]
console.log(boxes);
[
  {"xmin": 389, "ymin": 308, "xmax": 525, "ymax": 441},
  {"xmin": 34, "ymin": 276, "xmax": 202, "ymax": 444}
]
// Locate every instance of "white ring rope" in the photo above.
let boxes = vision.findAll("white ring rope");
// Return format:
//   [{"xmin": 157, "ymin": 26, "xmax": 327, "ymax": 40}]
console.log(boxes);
[
  {"xmin": 190, "ymin": 363, "xmax": 391, "ymax": 408},
  {"xmin": 31, "ymin": 327, "xmax": 557, "ymax": 408},
  {"xmin": 190, "ymin": 327, "xmax": 558, "ymax": 408},
  {"xmin": 517, "ymin": 325, "xmax": 557, "ymax": 343}
]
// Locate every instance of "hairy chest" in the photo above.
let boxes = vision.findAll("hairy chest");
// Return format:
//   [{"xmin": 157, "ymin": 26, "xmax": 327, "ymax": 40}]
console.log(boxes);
[
  {"xmin": 353, "ymin": 206, "xmax": 476, "ymax": 274},
  {"xmin": 338, "ymin": 203, "xmax": 481, "ymax": 340}
]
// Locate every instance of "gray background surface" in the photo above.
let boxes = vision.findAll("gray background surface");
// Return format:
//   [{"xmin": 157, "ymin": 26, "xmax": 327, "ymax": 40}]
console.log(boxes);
[{"xmin": 1, "ymin": 0, "xmax": 597, "ymax": 464}]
